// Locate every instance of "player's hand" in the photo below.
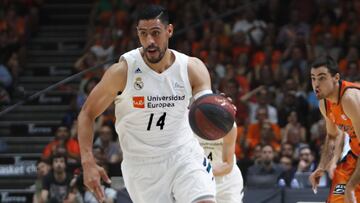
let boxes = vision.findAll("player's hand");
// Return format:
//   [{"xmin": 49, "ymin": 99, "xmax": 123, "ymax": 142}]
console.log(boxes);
[
  {"xmin": 345, "ymin": 181, "xmax": 357, "ymax": 203},
  {"xmin": 219, "ymin": 92, "xmax": 237, "ymax": 112},
  {"xmin": 82, "ymin": 160, "xmax": 111, "ymax": 203},
  {"xmin": 309, "ymin": 168, "xmax": 325, "ymax": 194}
]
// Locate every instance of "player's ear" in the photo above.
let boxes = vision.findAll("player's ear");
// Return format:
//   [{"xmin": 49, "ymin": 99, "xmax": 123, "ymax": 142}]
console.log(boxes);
[
  {"xmin": 334, "ymin": 73, "xmax": 340, "ymax": 81},
  {"xmin": 167, "ymin": 24, "xmax": 173, "ymax": 38}
]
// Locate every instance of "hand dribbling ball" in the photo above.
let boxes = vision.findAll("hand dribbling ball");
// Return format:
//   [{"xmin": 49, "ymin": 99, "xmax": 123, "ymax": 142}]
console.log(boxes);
[{"xmin": 189, "ymin": 94, "xmax": 236, "ymax": 140}]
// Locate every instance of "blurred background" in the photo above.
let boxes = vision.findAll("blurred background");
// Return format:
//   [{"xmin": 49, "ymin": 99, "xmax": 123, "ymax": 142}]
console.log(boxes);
[{"xmin": 0, "ymin": 0, "xmax": 359, "ymax": 202}]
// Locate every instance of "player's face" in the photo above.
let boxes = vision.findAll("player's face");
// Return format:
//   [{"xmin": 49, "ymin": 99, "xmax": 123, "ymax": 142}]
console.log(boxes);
[
  {"xmin": 310, "ymin": 66, "xmax": 339, "ymax": 100},
  {"xmin": 137, "ymin": 19, "xmax": 173, "ymax": 64}
]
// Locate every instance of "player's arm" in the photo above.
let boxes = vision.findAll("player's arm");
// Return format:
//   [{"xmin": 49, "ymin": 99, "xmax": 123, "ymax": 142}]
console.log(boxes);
[
  {"xmin": 78, "ymin": 60, "xmax": 126, "ymax": 164},
  {"xmin": 310, "ymin": 100, "xmax": 341, "ymax": 193},
  {"xmin": 188, "ymin": 57, "xmax": 212, "ymax": 98},
  {"xmin": 317, "ymin": 100, "xmax": 341, "ymax": 171},
  {"xmin": 212, "ymin": 123, "xmax": 237, "ymax": 177},
  {"xmin": 77, "ymin": 60, "xmax": 127, "ymax": 201},
  {"xmin": 342, "ymin": 89, "xmax": 360, "ymax": 188}
]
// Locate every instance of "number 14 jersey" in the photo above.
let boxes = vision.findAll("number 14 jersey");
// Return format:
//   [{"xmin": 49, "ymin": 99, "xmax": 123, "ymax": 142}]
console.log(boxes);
[{"xmin": 114, "ymin": 48, "xmax": 194, "ymax": 160}]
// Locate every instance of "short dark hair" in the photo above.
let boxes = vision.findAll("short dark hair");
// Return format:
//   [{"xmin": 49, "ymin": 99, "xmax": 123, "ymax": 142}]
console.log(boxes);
[
  {"xmin": 310, "ymin": 55, "xmax": 339, "ymax": 76},
  {"xmin": 50, "ymin": 153, "xmax": 67, "ymax": 165},
  {"xmin": 136, "ymin": 4, "xmax": 169, "ymax": 25}
]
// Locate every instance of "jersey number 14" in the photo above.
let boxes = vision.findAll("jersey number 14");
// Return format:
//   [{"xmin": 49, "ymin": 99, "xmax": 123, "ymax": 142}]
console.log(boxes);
[{"xmin": 147, "ymin": 112, "xmax": 167, "ymax": 130}]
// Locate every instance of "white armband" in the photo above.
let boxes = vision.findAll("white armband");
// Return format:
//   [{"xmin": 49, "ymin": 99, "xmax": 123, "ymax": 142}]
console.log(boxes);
[{"xmin": 193, "ymin": 89, "xmax": 213, "ymax": 100}]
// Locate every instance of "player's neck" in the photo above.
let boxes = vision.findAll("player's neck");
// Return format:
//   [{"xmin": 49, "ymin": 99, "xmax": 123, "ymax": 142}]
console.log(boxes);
[
  {"xmin": 327, "ymin": 82, "xmax": 340, "ymax": 104},
  {"xmin": 145, "ymin": 49, "xmax": 174, "ymax": 73}
]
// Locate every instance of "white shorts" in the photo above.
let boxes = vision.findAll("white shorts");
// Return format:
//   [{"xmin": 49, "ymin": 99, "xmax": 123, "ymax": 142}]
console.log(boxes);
[
  {"xmin": 121, "ymin": 139, "xmax": 216, "ymax": 203},
  {"xmin": 215, "ymin": 164, "xmax": 244, "ymax": 203}
]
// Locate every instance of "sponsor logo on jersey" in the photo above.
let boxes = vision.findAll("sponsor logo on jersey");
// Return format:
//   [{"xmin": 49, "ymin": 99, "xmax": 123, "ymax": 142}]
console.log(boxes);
[
  {"xmin": 133, "ymin": 96, "xmax": 145, "ymax": 108},
  {"xmin": 333, "ymin": 184, "xmax": 345, "ymax": 195},
  {"xmin": 174, "ymin": 82, "xmax": 184, "ymax": 89},
  {"xmin": 135, "ymin": 67, "xmax": 142, "ymax": 74},
  {"xmin": 132, "ymin": 95, "xmax": 186, "ymax": 109},
  {"xmin": 147, "ymin": 95, "xmax": 186, "ymax": 108},
  {"xmin": 134, "ymin": 77, "xmax": 144, "ymax": 90}
]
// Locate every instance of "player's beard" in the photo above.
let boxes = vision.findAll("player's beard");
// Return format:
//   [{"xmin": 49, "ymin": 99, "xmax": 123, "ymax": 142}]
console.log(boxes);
[{"xmin": 144, "ymin": 45, "xmax": 166, "ymax": 64}]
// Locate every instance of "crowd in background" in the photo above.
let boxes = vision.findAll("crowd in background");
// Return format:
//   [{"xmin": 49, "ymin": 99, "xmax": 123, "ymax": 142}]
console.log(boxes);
[
  {"xmin": 2, "ymin": 0, "xmax": 360, "ymax": 202},
  {"xmin": 0, "ymin": 0, "xmax": 43, "ymax": 104}
]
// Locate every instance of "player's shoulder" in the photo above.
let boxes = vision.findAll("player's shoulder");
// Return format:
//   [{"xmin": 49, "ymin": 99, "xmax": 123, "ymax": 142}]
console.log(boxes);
[
  {"xmin": 188, "ymin": 56, "xmax": 204, "ymax": 66},
  {"xmin": 341, "ymin": 88, "xmax": 360, "ymax": 105},
  {"xmin": 106, "ymin": 58, "xmax": 128, "ymax": 76}
]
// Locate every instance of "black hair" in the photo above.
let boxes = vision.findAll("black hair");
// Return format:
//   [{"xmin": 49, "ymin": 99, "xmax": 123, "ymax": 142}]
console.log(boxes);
[
  {"xmin": 50, "ymin": 152, "xmax": 68, "ymax": 165},
  {"xmin": 136, "ymin": 4, "xmax": 169, "ymax": 25},
  {"xmin": 310, "ymin": 55, "xmax": 339, "ymax": 76}
]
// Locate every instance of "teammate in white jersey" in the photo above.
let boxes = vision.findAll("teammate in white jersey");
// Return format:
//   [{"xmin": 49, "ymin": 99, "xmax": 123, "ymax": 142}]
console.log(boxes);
[
  {"xmin": 77, "ymin": 4, "xmax": 237, "ymax": 203},
  {"xmin": 197, "ymin": 123, "xmax": 244, "ymax": 203}
]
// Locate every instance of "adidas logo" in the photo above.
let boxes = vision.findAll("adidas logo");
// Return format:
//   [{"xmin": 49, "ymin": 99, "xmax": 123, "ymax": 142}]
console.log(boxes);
[{"xmin": 135, "ymin": 67, "xmax": 142, "ymax": 73}]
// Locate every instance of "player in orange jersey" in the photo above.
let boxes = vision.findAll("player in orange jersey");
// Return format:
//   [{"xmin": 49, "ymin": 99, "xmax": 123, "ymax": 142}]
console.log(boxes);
[{"xmin": 309, "ymin": 55, "xmax": 360, "ymax": 203}]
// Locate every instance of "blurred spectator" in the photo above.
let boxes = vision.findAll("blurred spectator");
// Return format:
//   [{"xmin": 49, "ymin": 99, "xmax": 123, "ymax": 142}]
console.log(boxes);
[
  {"xmin": 281, "ymin": 46, "xmax": 308, "ymax": 79},
  {"xmin": 276, "ymin": 81, "xmax": 309, "ymax": 128},
  {"xmin": 276, "ymin": 9, "xmax": 310, "ymax": 48},
  {"xmin": 310, "ymin": 118, "xmax": 326, "ymax": 151},
  {"xmin": 77, "ymin": 77, "xmax": 100, "ymax": 110},
  {"xmin": 280, "ymin": 142, "xmax": 295, "ymax": 160},
  {"xmin": 74, "ymin": 51, "xmax": 99, "ymax": 73},
  {"xmin": 90, "ymin": 31, "xmax": 114, "ymax": 65},
  {"xmin": 94, "ymin": 124, "xmax": 122, "ymax": 164},
  {"xmin": 296, "ymin": 145, "xmax": 317, "ymax": 173},
  {"xmin": 31, "ymin": 160, "xmax": 50, "ymax": 203},
  {"xmin": 313, "ymin": 32, "xmax": 342, "ymax": 61},
  {"xmin": 278, "ymin": 156, "xmax": 296, "ymax": 187},
  {"xmin": 232, "ymin": 8, "xmax": 267, "ymax": 46},
  {"xmin": 344, "ymin": 60, "xmax": 360, "ymax": 82},
  {"xmin": 246, "ymin": 145, "xmax": 283, "ymax": 188},
  {"xmin": 218, "ymin": 77, "xmax": 248, "ymax": 125},
  {"xmin": 246, "ymin": 106, "xmax": 281, "ymax": 157},
  {"xmin": 293, "ymin": 145, "xmax": 323, "ymax": 188},
  {"xmin": 41, "ymin": 125, "xmax": 80, "ymax": 164},
  {"xmin": 338, "ymin": 46, "xmax": 360, "ymax": 75},
  {"xmin": 41, "ymin": 154, "xmax": 73, "ymax": 203},
  {"xmin": 245, "ymin": 86, "xmax": 278, "ymax": 124},
  {"xmin": 281, "ymin": 111, "xmax": 306, "ymax": 145}
]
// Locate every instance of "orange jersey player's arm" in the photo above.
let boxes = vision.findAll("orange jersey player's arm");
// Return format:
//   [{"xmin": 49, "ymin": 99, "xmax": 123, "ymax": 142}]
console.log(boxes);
[
  {"xmin": 342, "ymin": 89, "xmax": 360, "ymax": 187},
  {"xmin": 317, "ymin": 100, "xmax": 344, "ymax": 171}
]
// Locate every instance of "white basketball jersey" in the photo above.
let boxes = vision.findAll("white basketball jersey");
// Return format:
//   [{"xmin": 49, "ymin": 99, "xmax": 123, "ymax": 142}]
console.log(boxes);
[
  {"xmin": 114, "ymin": 48, "xmax": 194, "ymax": 159},
  {"xmin": 197, "ymin": 135, "xmax": 239, "ymax": 170},
  {"xmin": 197, "ymin": 136, "xmax": 224, "ymax": 164}
]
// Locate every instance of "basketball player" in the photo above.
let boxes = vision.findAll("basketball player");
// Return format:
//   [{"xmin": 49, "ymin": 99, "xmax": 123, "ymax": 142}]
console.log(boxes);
[
  {"xmin": 309, "ymin": 55, "xmax": 360, "ymax": 203},
  {"xmin": 196, "ymin": 123, "xmax": 244, "ymax": 203},
  {"xmin": 77, "ymin": 5, "xmax": 224, "ymax": 203}
]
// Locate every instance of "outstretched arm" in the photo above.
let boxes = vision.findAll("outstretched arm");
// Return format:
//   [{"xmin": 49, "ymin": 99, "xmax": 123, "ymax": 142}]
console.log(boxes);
[
  {"xmin": 77, "ymin": 60, "xmax": 127, "ymax": 202},
  {"xmin": 212, "ymin": 123, "xmax": 237, "ymax": 177}
]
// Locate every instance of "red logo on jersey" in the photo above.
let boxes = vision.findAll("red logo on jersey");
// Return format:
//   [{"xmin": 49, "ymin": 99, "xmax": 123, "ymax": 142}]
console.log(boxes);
[{"xmin": 133, "ymin": 96, "xmax": 145, "ymax": 108}]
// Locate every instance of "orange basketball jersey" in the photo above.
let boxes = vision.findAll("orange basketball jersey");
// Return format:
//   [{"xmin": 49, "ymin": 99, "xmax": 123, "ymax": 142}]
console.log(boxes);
[{"xmin": 325, "ymin": 80, "xmax": 360, "ymax": 155}]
